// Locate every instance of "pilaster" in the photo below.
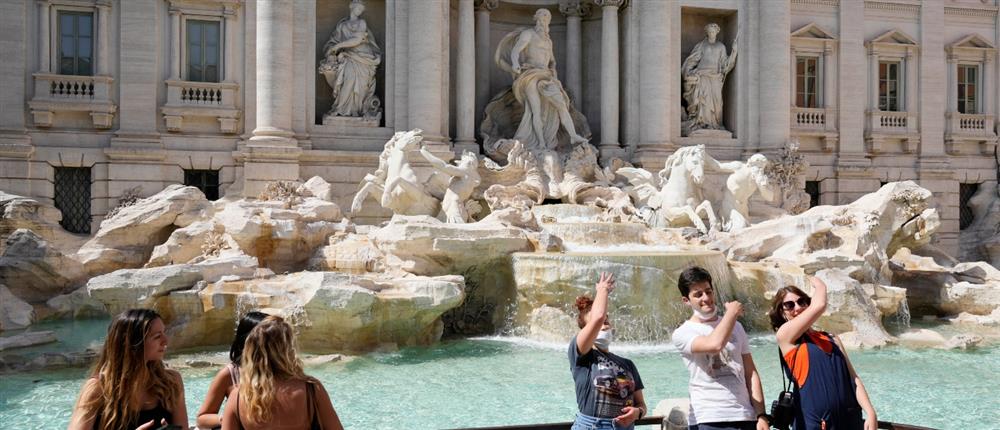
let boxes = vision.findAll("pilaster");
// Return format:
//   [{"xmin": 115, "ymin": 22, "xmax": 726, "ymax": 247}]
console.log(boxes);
[
  {"xmin": 595, "ymin": 0, "xmax": 624, "ymax": 162},
  {"xmin": 758, "ymin": 0, "xmax": 790, "ymax": 152},
  {"xmin": 633, "ymin": 0, "xmax": 673, "ymax": 167}
]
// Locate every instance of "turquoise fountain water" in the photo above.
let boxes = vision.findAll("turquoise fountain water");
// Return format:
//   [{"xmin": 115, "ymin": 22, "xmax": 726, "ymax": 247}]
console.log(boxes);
[{"xmin": 2, "ymin": 327, "xmax": 998, "ymax": 430}]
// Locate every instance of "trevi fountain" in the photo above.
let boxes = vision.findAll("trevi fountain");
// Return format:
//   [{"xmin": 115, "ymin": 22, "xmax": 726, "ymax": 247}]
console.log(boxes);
[{"xmin": 2, "ymin": 3, "xmax": 1000, "ymax": 430}]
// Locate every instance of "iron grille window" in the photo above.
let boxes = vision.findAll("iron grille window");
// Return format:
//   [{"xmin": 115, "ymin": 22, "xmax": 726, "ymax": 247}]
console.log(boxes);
[
  {"xmin": 58, "ymin": 11, "xmax": 94, "ymax": 76},
  {"xmin": 957, "ymin": 65, "xmax": 978, "ymax": 114},
  {"xmin": 878, "ymin": 61, "xmax": 900, "ymax": 111},
  {"xmin": 186, "ymin": 20, "xmax": 221, "ymax": 82},
  {"xmin": 796, "ymin": 57, "xmax": 818, "ymax": 108},
  {"xmin": 54, "ymin": 167, "xmax": 92, "ymax": 234},
  {"xmin": 184, "ymin": 169, "xmax": 220, "ymax": 200},
  {"xmin": 805, "ymin": 181, "xmax": 820, "ymax": 208},
  {"xmin": 960, "ymin": 182, "xmax": 980, "ymax": 230}
]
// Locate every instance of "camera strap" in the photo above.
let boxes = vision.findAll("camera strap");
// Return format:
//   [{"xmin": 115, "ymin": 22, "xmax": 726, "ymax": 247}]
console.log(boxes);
[{"xmin": 778, "ymin": 345, "xmax": 798, "ymax": 392}]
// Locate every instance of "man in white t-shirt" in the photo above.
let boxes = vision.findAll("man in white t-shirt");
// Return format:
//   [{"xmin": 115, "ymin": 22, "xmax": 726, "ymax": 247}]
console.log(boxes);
[{"xmin": 671, "ymin": 267, "xmax": 769, "ymax": 430}]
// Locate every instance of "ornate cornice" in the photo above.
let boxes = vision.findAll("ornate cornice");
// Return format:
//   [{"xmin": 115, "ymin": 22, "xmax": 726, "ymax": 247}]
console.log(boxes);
[
  {"xmin": 864, "ymin": 1, "xmax": 920, "ymax": 17},
  {"xmin": 558, "ymin": 0, "xmax": 591, "ymax": 18},
  {"xmin": 474, "ymin": 0, "xmax": 499, "ymax": 12},
  {"xmin": 944, "ymin": 6, "xmax": 998, "ymax": 19}
]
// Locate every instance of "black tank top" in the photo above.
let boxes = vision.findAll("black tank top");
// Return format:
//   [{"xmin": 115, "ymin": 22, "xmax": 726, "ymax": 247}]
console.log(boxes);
[{"xmin": 92, "ymin": 404, "xmax": 172, "ymax": 430}]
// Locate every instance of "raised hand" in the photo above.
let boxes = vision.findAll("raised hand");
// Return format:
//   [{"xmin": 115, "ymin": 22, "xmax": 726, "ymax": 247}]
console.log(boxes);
[
  {"xmin": 723, "ymin": 300, "xmax": 743, "ymax": 318},
  {"xmin": 596, "ymin": 272, "xmax": 616, "ymax": 294}
]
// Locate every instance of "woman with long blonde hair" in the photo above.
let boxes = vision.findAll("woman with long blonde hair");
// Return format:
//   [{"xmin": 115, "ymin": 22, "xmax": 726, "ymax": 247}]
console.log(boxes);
[
  {"xmin": 68, "ymin": 308, "xmax": 188, "ymax": 430},
  {"xmin": 222, "ymin": 315, "xmax": 344, "ymax": 430}
]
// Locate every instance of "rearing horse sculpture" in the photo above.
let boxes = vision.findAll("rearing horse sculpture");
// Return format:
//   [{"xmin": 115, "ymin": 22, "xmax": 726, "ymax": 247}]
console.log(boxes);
[{"xmin": 618, "ymin": 145, "xmax": 718, "ymax": 233}]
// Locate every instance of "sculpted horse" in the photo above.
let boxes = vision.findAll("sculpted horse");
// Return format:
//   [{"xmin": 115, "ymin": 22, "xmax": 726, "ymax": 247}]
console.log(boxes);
[
  {"xmin": 618, "ymin": 145, "xmax": 718, "ymax": 233},
  {"xmin": 350, "ymin": 129, "xmax": 442, "ymax": 217}
]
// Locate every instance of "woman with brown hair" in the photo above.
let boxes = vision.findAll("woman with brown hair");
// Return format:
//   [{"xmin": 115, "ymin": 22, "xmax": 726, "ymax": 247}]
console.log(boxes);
[
  {"xmin": 769, "ymin": 277, "xmax": 877, "ymax": 430},
  {"xmin": 569, "ymin": 272, "xmax": 647, "ymax": 430},
  {"xmin": 222, "ymin": 315, "xmax": 344, "ymax": 430},
  {"xmin": 67, "ymin": 308, "xmax": 188, "ymax": 430}
]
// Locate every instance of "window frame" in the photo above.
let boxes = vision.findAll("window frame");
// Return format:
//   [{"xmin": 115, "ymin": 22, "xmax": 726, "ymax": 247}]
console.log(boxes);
[
  {"xmin": 795, "ymin": 56, "xmax": 820, "ymax": 108},
  {"xmin": 956, "ymin": 64, "xmax": 978, "ymax": 115},
  {"xmin": 56, "ymin": 9, "xmax": 95, "ymax": 76},
  {"xmin": 184, "ymin": 18, "xmax": 222, "ymax": 83},
  {"xmin": 878, "ymin": 61, "xmax": 901, "ymax": 112}
]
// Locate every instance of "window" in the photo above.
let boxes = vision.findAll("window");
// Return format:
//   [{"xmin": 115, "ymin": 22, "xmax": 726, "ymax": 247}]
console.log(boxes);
[
  {"xmin": 796, "ymin": 57, "xmax": 819, "ymax": 108},
  {"xmin": 58, "ymin": 12, "xmax": 94, "ymax": 76},
  {"xmin": 184, "ymin": 169, "xmax": 220, "ymax": 200},
  {"xmin": 878, "ymin": 61, "xmax": 900, "ymax": 111},
  {"xmin": 186, "ymin": 20, "xmax": 221, "ymax": 82},
  {"xmin": 805, "ymin": 181, "xmax": 820, "ymax": 208},
  {"xmin": 54, "ymin": 167, "xmax": 92, "ymax": 234},
  {"xmin": 960, "ymin": 183, "xmax": 980, "ymax": 230},
  {"xmin": 957, "ymin": 65, "xmax": 978, "ymax": 114}
]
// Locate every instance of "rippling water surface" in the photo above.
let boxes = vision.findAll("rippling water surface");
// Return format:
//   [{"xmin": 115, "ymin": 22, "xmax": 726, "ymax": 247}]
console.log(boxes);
[{"xmin": 2, "ymin": 325, "xmax": 998, "ymax": 429}]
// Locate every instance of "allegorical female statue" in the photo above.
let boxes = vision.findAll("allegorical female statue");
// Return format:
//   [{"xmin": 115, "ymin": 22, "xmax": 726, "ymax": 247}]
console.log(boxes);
[
  {"xmin": 681, "ymin": 23, "xmax": 739, "ymax": 136},
  {"xmin": 318, "ymin": 0, "xmax": 381, "ymax": 123}
]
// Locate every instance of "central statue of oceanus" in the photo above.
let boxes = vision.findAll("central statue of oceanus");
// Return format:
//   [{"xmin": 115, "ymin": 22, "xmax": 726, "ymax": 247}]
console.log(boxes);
[{"xmin": 480, "ymin": 8, "xmax": 591, "ymax": 162}]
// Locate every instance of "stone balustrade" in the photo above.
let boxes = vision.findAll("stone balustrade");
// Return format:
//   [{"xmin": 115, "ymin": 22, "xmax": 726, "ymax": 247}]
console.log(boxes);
[
  {"xmin": 161, "ymin": 80, "xmax": 241, "ymax": 134},
  {"xmin": 865, "ymin": 110, "xmax": 919, "ymax": 153},
  {"xmin": 945, "ymin": 112, "xmax": 998, "ymax": 155},
  {"xmin": 791, "ymin": 107, "xmax": 838, "ymax": 151},
  {"xmin": 27, "ymin": 73, "xmax": 116, "ymax": 129}
]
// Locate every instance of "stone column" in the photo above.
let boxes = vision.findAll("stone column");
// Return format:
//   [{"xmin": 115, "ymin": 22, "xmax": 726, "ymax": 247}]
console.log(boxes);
[
  {"xmin": 823, "ymin": 46, "xmax": 833, "ymax": 108},
  {"xmin": 906, "ymin": 51, "xmax": 918, "ymax": 114},
  {"xmin": 455, "ymin": 0, "xmax": 477, "ymax": 154},
  {"xmin": 169, "ymin": 8, "xmax": 181, "ymax": 80},
  {"xmin": 243, "ymin": 0, "xmax": 300, "ymax": 196},
  {"xmin": 408, "ymin": 0, "xmax": 449, "ymax": 151},
  {"xmin": 38, "ymin": 0, "xmax": 50, "ymax": 73},
  {"xmin": 224, "ymin": 6, "xmax": 237, "ymax": 82},
  {"xmin": 559, "ymin": 0, "xmax": 588, "ymax": 107},
  {"xmin": 97, "ymin": 1, "xmax": 110, "ymax": 76},
  {"xmin": 984, "ymin": 57, "xmax": 994, "ymax": 115},
  {"xmin": 758, "ymin": 0, "xmax": 790, "ymax": 152},
  {"xmin": 474, "ymin": 0, "xmax": 498, "ymax": 137},
  {"xmin": 595, "ymin": 0, "xmax": 623, "ymax": 161},
  {"xmin": 833, "ymin": 0, "xmax": 875, "ymax": 204},
  {"xmin": 868, "ymin": 51, "xmax": 878, "ymax": 112},
  {"xmin": 634, "ymin": 0, "xmax": 672, "ymax": 166}
]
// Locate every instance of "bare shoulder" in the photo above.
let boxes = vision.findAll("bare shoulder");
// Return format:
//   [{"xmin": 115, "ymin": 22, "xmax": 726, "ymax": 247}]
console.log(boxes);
[
  {"xmin": 165, "ymin": 368, "xmax": 185, "ymax": 385},
  {"xmin": 80, "ymin": 377, "xmax": 102, "ymax": 399}
]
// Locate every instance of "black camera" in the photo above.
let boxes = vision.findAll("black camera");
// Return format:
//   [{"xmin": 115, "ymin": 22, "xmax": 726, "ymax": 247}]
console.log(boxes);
[{"xmin": 769, "ymin": 390, "xmax": 795, "ymax": 430}]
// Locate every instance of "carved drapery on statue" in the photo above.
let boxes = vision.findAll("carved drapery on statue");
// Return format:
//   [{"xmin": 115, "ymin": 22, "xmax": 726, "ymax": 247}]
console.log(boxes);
[
  {"xmin": 318, "ymin": 0, "xmax": 382, "ymax": 125},
  {"xmin": 480, "ymin": 9, "xmax": 591, "ymax": 163},
  {"xmin": 681, "ymin": 23, "xmax": 739, "ymax": 137}
]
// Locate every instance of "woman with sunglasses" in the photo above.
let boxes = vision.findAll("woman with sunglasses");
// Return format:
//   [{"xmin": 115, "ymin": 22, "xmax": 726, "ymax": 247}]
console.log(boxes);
[
  {"xmin": 569, "ymin": 272, "xmax": 647, "ymax": 430},
  {"xmin": 768, "ymin": 277, "xmax": 877, "ymax": 430}
]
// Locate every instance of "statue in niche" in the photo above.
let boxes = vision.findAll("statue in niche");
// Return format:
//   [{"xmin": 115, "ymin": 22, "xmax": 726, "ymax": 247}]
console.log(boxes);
[
  {"xmin": 318, "ymin": 0, "xmax": 382, "ymax": 125},
  {"xmin": 481, "ymin": 8, "xmax": 591, "ymax": 161},
  {"xmin": 681, "ymin": 23, "xmax": 739, "ymax": 137}
]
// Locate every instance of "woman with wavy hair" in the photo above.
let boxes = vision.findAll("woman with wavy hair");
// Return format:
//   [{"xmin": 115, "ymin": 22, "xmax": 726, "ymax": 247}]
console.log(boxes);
[
  {"xmin": 222, "ymin": 315, "xmax": 344, "ymax": 430},
  {"xmin": 196, "ymin": 311, "xmax": 268, "ymax": 429},
  {"xmin": 769, "ymin": 277, "xmax": 877, "ymax": 430},
  {"xmin": 68, "ymin": 308, "xmax": 187, "ymax": 430}
]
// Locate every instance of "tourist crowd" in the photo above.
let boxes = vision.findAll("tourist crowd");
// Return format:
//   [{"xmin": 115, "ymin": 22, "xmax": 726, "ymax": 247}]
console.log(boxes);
[{"xmin": 67, "ymin": 267, "xmax": 875, "ymax": 430}]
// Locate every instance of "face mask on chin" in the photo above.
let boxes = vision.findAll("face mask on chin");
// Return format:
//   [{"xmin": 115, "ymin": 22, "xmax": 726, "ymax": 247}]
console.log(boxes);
[
  {"xmin": 593, "ymin": 329, "xmax": 613, "ymax": 351},
  {"xmin": 692, "ymin": 305, "xmax": 718, "ymax": 321}
]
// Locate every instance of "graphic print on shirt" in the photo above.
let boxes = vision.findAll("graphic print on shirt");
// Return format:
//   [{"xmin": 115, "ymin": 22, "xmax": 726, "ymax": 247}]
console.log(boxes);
[
  {"xmin": 705, "ymin": 343, "xmax": 738, "ymax": 379},
  {"xmin": 592, "ymin": 354, "xmax": 637, "ymax": 417}
]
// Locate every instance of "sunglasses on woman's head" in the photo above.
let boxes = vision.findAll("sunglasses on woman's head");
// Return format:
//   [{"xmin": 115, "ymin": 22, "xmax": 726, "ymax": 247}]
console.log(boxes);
[{"xmin": 781, "ymin": 297, "xmax": 811, "ymax": 311}]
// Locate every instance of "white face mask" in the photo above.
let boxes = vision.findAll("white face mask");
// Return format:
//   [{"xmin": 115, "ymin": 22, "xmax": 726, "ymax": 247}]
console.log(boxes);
[
  {"xmin": 692, "ymin": 305, "xmax": 718, "ymax": 321},
  {"xmin": 593, "ymin": 328, "xmax": 613, "ymax": 350}
]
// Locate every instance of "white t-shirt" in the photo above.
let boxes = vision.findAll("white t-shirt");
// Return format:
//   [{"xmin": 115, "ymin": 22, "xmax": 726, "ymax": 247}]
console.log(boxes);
[{"xmin": 671, "ymin": 318, "xmax": 755, "ymax": 425}]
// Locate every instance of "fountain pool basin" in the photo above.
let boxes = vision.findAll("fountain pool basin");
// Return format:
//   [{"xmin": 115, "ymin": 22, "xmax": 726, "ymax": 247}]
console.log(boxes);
[{"xmin": 1, "ymin": 335, "xmax": 998, "ymax": 429}]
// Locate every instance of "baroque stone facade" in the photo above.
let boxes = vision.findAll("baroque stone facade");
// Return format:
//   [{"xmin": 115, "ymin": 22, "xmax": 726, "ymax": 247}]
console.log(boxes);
[{"xmin": 0, "ymin": 0, "xmax": 997, "ymax": 255}]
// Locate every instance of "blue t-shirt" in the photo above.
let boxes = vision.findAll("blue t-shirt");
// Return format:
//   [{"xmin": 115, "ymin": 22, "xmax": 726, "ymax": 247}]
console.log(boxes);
[{"xmin": 568, "ymin": 335, "xmax": 644, "ymax": 418}]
